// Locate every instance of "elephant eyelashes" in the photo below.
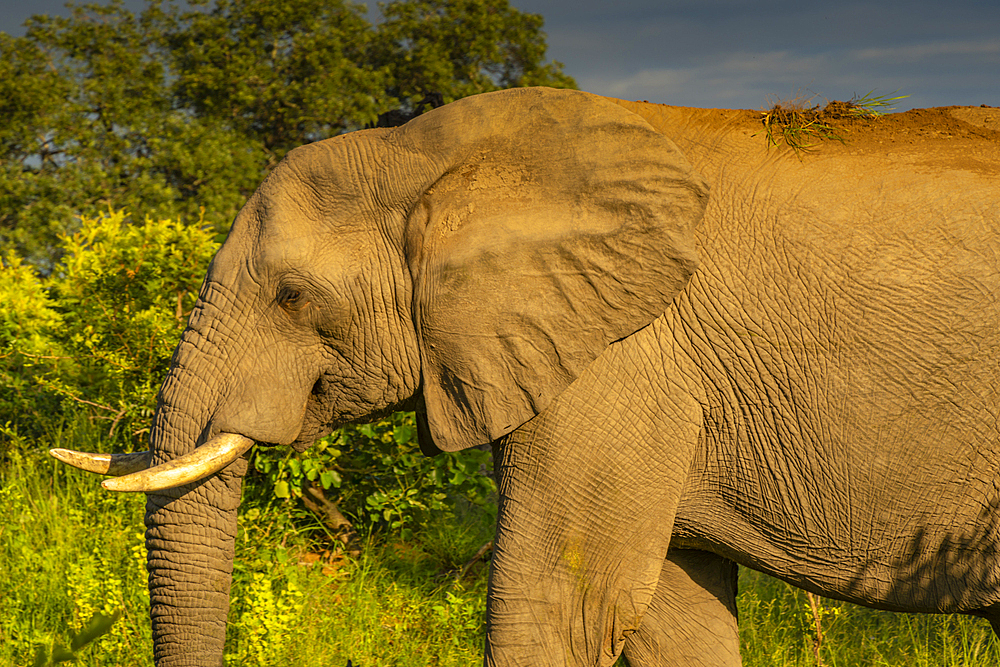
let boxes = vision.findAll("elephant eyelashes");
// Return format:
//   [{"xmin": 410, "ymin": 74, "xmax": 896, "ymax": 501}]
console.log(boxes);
[{"xmin": 276, "ymin": 285, "xmax": 308, "ymax": 312}]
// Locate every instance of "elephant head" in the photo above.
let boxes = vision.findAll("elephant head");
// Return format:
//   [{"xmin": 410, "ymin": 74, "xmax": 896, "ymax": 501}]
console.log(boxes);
[{"xmin": 51, "ymin": 87, "xmax": 708, "ymax": 666}]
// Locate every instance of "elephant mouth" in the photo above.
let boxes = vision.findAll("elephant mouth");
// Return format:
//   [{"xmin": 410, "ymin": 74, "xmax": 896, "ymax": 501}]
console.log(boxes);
[{"xmin": 49, "ymin": 432, "xmax": 255, "ymax": 492}]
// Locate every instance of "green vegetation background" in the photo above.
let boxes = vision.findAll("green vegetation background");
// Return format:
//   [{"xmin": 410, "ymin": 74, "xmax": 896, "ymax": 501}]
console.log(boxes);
[
  {"xmin": 1, "ymin": 1, "xmax": 997, "ymax": 664},
  {"xmin": 5, "ymin": 453, "xmax": 998, "ymax": 666}
]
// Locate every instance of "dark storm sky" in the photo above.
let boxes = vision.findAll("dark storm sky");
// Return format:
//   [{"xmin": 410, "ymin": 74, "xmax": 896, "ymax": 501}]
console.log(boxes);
[{"xmin": 2, "ymin": 0, "xmax": 997, "ymax": 110}]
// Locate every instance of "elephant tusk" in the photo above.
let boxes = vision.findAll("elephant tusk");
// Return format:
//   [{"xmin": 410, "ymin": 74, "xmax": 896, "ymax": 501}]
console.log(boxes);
[
  {"xmin": 49, "ymin": 448, "xmax": 153, "ymax": 476},
  {"xmin": 99, "ymin": 432, "xmax": 255, "ymax": 493}
]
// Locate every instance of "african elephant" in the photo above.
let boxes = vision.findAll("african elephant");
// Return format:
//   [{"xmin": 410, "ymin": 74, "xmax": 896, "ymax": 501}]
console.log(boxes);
[{"xmin": 52, "ymin": 87, "xmax": 1000, "ymax": 666}]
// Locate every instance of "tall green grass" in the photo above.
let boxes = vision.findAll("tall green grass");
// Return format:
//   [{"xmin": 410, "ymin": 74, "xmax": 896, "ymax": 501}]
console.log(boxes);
[
  {"xmin": 1, "ymin": 424, "xmax": 494, "ymax": 667},
  {"xmin": 738, "ymin": 569, "xmax": 1000, "ymax": 666},
  {"xmin": 3, "ymin": 432, "xmax": 998, "ymax": 666},
  {"xmin": 1, "ymin": 429, "xmax": 150, "ymax": 666}
]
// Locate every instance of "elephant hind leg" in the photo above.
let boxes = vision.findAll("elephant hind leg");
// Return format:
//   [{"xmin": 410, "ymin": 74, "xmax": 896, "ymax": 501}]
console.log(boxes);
[{"xmin": 623, "ymin": 548, "xmax": 741, "ymax": 667}]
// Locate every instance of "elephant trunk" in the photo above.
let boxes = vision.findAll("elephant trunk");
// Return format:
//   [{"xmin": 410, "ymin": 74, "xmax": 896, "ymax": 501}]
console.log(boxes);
[{"xmin": 144, "ymin": 337, "xmax": 248, "ymax": 667}]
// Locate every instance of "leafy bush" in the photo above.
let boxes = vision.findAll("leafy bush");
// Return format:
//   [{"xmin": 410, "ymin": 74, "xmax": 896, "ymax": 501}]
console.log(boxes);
[
  {"xmin": 0, "ymin": 254, "xmax": 62, "ymax": 352},
  {"xmin": 52, "ymin": 208, "xmax": 218, "ymax": 432},
  {"xmin": 0, "ymin": 254, "xmax": 67, "ymax": 455},
  {"xmin": 228, "ymin": 568, "xmax": 307, "ymax": 665},
  {"xmin": 0, "ymin": 208, "xmax": 218, "ymax": 449},
  {"xmin": 252, "ymin": 412, "xmax": 496, "ymax": 539}
]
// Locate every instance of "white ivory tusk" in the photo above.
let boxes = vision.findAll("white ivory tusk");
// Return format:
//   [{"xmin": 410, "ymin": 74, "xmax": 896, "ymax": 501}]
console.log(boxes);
[
  {"xmin": 49, "ymin": 449, "xmax": 152, "ymax": 476},
  {"xmin": 100, "ymin": 432, "xmax": 255, "ymax": 493}
]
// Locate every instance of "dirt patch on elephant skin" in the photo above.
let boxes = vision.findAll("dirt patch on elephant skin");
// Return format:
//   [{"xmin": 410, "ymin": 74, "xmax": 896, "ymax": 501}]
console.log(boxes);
[
  {"xmin": 943, "ymin": 106, "xmax": 1000, "ymax": 132},
  {"xmin": 844, "ymin": 105, "xmax": 1000, "ymax": 145},
  {"xmin": 816, "ymin": 105, "xmax": 1000, "ymax": 176},
  {"xmin": 610, "ymin": 97, "xmax": 1000, "ymax": 178},
  {"xmin": 672, "ymin": 101, "xmax": 998, "ymax": 144},
  {"xmin": 745, "ymin": 103, "xmax": 997, "ymax": 152}
]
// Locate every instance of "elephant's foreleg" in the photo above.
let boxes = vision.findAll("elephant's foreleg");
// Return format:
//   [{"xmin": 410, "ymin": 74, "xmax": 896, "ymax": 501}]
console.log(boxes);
[
  {"xmin": 622, "ymin": 549, "xmax": 741, "ymax": 667},
  {"xmin": 484, "ymin": 338, "xmax": 703, "ymax": 666}
]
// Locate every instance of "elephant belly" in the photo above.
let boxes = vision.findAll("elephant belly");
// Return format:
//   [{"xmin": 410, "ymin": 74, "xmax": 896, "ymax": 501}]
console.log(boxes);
[{"xmin": 671, "ymin": 435, "xmax": 1000, "ymax": 615}]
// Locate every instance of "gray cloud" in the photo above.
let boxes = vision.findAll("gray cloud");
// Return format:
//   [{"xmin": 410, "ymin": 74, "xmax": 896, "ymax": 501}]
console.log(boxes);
[
  {"xmin": 514, "ymin": 0, "xmax": 1000, "ymax": 109},
  {"xmin": 2, "ymin": 0, "xmax": 997, "ymax": 110},
  {"xmin": 578, "ymin": 36, "xmax": 1000, "ymax": 109}
]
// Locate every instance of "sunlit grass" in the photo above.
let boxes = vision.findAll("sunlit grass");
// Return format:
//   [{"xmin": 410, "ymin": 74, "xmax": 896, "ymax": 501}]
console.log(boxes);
[
  {"xmin": 3, "ymin": 432, "xmax": 996, "ymax": 666},
  {"xmin": 847, "ymin": 90, "xmax": 910, "ymax": 118},
  {"xmin": 0, "ymin": 431, "xmax": 150, "ymax": 667},
  {"xmin": 225, "ymin": 495, "xmax": 494, "ymax": 666},
  {"xmin": 760, "ymin": 101, "xmax": 845, "ymax": 152},
  {"xmin": 0, "ymin": 432, "xmax": 494, "ymax": 667},
  {"xmin": 739, "ymin": 568, "xmax": 999, "ymax": 666}
]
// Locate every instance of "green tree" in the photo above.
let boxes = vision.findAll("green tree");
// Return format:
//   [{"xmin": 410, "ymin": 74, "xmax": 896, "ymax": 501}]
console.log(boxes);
[
  {"xmin": 0, "ymin": 0, "xmax": 575, "ymax": 268},
  {"xmin": 0, "ymin": 2, "xmax": 262, "ymax": 268},
  {"xmin": 373, "ymin": 0, "xmax": 576, "ymax": 105},
  {"xmin": 159, "ymin": 0, "xmax": 387, "ymax": 169}
]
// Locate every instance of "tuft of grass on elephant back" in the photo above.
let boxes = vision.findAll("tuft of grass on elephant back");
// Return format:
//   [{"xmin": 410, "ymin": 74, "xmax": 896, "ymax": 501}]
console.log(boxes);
[
  {"xmin": 760, "ymin": 90, "xmax": 909, "ymax": 152},
  {"xmin": 249, "ymin": 411, "xmax": 496, "ymax": 543}
]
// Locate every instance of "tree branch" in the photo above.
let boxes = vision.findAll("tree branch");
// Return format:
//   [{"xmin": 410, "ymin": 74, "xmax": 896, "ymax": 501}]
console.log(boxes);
[{"xmin": 300, "ymin": 481, "xmax": 360, "ymax": 556}]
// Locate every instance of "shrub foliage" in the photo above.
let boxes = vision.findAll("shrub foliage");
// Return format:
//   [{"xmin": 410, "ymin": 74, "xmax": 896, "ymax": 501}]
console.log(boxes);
[{"xmin": 1, "ymin": 210, "xmax": 217, "ymax": 448}]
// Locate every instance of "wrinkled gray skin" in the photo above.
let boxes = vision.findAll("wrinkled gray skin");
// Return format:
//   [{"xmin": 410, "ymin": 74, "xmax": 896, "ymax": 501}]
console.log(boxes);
[{"xmin": 140, "ymin": 88, "xmax": 1000, "ymax": 666}]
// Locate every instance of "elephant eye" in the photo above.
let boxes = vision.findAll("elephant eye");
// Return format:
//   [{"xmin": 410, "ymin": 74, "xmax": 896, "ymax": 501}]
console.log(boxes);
[{"xmin": 277, "ymin": 285, "xmax": 308, "ymax": 312}]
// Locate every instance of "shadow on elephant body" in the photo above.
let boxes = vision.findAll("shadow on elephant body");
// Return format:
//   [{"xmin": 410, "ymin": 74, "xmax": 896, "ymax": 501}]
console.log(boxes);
[
  {"xmin": 621, "ymin": 549, "xmax": 741, "ymax": 667},
  {"xmin": 845, "ymin": 490, "xmax": 1000, "ymax": 624}
]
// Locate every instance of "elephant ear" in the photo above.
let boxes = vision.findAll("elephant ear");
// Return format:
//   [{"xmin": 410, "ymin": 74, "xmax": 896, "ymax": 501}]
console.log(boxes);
[{"xmin": 398, "ymin": 88, "xmax": 709, "ymax": 452}]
